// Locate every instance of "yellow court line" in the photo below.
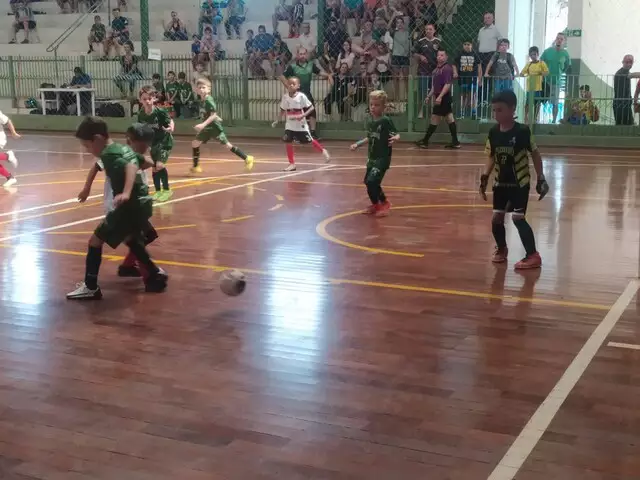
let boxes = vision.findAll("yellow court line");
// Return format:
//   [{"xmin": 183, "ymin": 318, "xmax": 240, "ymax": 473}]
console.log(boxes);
[
  {"xmin": 0, "ymin": 243, "xmax": 611, "ymax": 311},
  {"xmin": 46, "ymin": 224, "xmax": 197, "ymax": 235},
  {"xmin": 18, "ymin": 168, "xmax": 89, "ymax": 178},
  {"xmin": 268, "ymin": 204, "xmax": 283, "ymax": 212},
  {"xmin": 275, "ymin": 194, "xmax": 284, "ymax": 201},
  {"xmin": 316, "ymin": 204, "xmax": 492, "ymax": 258},
  {"xmin": 222, "ymin": 215, "xmax": 254, "ymax": 223}
]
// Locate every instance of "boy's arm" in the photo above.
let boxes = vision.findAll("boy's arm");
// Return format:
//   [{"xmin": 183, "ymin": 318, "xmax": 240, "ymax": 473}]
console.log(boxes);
[
  {"xmin": 521, "ymin": 62, "xmax": 530, "ymax": 76},
  {"xmin": 530, "ymin": 135, "xmax": 549, "ymax": 200},
  {"xmin": 350, "ymin": 136, "xmax": 369, "ymax": 151},
  {"xmin": 452, "ymin": 64, "xmax": 459, "ymax": 78},
  {"xmin": 2, "ymin": 117, "xmax": 20, "ymax": 138},
  {"xmin": 485, "ymin": 59, "xmax": 494, "ymax": 76},
  {"xmin": 634, "ymin": 82, "xmax": 640, "ymax": 103},
  {"xmin": 480, "ymin": 138, "xmax": 494, "ymax": 200},
  {"xmin": 78, "ymin": 163, "xmax": 100, "ymax": 202},
  {"xmin": 113, "ymin": 163, "xmax": 138, "ymax": 207},
  {"xmin": 512, "ymin": 56, "xmax": 520, "ymax": 76}
]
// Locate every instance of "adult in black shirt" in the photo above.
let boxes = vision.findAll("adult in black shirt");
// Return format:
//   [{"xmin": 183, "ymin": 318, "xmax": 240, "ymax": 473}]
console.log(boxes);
[
  {"xmin": 324, "ymin": 18, "xmax": 349, "ymax": 63},
  {"xmin": 413, "ymin": 23, "xmax": 440, "ymax": 118},
  {"xmin": 613, "ymin": 54, "xmax": 640, "ymax": 126}
]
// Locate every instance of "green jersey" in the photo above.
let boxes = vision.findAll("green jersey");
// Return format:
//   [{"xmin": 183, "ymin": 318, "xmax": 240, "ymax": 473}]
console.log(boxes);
[
  {"xmin": 165, "ymin": 81, "xmax": 179, "ymax": 101},
  {"xmin": 199, "ymin": 95, "xmax": 219, "ymax": 130},
  {"xmin": 99, "ymin": 143, "xmax": 150, "ymax": 202},
  {"xmin": 177, "ymin": 81, "xmax": 194, "ymax": 104},
  {"xmin": 283, "ymin": 62, "xmax": 321, "ymax": 96},
  {"xmin": 366, "ymin": 115, "xmax": 397, "ymax": 165},
  {"xmin": 137, "ymin": 107, "xmax": 173, "ymax": 149}
]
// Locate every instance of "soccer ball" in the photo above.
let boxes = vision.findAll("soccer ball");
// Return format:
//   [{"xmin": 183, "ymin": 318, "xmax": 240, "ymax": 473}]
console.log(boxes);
[{"xmin": 219, "ymin": 270, "xmax": 246, "ymax": 296}]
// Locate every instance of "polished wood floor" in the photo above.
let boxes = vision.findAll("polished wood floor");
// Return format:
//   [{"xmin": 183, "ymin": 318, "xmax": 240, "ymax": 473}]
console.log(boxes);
[{"xmin": 0, "ymin": 134, "xmax": 638, "ymax": 479}]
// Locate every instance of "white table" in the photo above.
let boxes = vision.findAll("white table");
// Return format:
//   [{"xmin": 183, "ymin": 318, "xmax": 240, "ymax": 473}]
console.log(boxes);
[{"xmin": 37, "ymin": 87, "xmax": 96, "ymax": 116}]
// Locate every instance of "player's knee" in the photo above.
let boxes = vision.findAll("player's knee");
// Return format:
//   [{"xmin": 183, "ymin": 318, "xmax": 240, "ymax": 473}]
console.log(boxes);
[
  {"xmin": 191, "ymin": 140, "xmax": 201, "ymax": 148},
  {"xmin": 512, "ymin": 213, "xmax": 526, "ymax": 224},
  {"xmin": 224, "ymin": 142, "xmax": 233, "ymax": 150},
  {"xmin": 88, "ymin": 234, "xmax": 103, "ymax": 248},
  {"xmin": 491, "ymin": 212, "xmax": 505, "ymax": 224},
  {"xmin": 282, "ymin": 135, "xmax": 292, "ymax": 143}
]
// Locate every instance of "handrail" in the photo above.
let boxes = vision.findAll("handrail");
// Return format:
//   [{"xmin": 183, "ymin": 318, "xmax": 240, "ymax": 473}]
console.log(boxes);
[{"xmin": 46, "ymin": 1, "xmax": 104, "ymax": 53}]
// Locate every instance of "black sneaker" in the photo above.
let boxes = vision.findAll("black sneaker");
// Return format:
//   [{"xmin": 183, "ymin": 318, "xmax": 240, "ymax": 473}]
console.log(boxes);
[
  {"xmin": 414, "ymin": 140, "xmax": 428, "ymax": 149},
  {"xmin": 117, "ymin": 265, "xmax": 141, "ymax": 278},
  {"xmin": 444, "ymin": 143, "xmax": 461, "ymax": 149},
  {"xmin": 66, "ymin": 282, "xmax": 103, "ymax": 300},
  {"xmin": 144, "ymin": 269, "xmax": 168, "ymax": 293}
]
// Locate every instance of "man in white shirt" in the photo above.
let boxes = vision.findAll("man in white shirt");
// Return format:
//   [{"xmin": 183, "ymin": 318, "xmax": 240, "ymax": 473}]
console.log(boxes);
[
  {"xmin": 297, "ymin": 22, "xmax": 316, "ymax": 58},
  {"xmin": 477, "ymin": 12, "xmax": 501, "ymax": 72}
]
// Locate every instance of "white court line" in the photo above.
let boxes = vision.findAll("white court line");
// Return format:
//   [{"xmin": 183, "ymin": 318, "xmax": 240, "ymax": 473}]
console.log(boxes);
[
  {"xmin": 607, "ymin": 341, "xmax": 640, "ymax": 351},
  {"xmin": 0, "ymin": 165, "xmax": 334, "ymax": 243},
  {"xmin": 17, "ymin": 132, "xmax": 640, "ymax": 158},
  {"xmin": 488, "ymin": 279, "xmax": 640, "ymax": 480}
]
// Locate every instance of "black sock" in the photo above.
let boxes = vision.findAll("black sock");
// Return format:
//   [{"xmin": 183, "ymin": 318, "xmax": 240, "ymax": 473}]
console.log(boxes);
[
  {"xmin": 152, "ymin": 171, "xmax": 161, "ymax": 192},
  {"xmin": 379, "ymin": 187, "xmax": 386, "ymax": 203},
  {"xmin": 192, "ymin": 147, "xmax": 200, "ymax": 167},
  {"xmin": 366, "ymin": 182, "xmax": 380, "ymax": 204},
  {"xmin": 160, "ymin": 168, "xmax": 169, "ymax": 190},
  {"xmin": 126, "ymin": 239, "xmax": 160, "ymax": 277},
  {"xmin": 422, "ymin": 124, "xmax": 437, "ymax": 143},
  {"xmin": 85, "ymin": 245, "xmax": 102, "ymax": 290},
  {"xmin": 448, "ymin": 121, "xmax": 459, "ymax": 144},
  {"xmin": 230, "ymin": 146, "xmax": 248, "ymax": 161},
  {"xmin": 311, "ymin": 129, "xmax": 317, "ymax": 138},
  {"xmin": 492, "ymin": 222, "xmax": 507, "ymax": 249},
  {"xmin": 513, "ymin": 218, "xmax": 537, "ymax": 256}
]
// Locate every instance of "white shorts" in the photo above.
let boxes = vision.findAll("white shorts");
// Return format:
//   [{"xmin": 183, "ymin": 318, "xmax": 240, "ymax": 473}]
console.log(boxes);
[
  {"xmin": 103, "ymin": 176, "xmax": 114, "ymax": 213},
  {"xmin": 0, "ymin": 133, "xmax": 7, "ymax": 150}
]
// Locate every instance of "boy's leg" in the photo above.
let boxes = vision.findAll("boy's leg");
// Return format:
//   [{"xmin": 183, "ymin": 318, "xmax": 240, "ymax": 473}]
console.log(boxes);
[
  {"xmin": 300, "ymin": 130, "xmax": 330, "ymax": 163},
  {"xmin": 283, "ymin": 131, "xmax": 296, "ymax": 171},
  {"xmin": 155, "ymin": 147, "xmax": 172, "ymax": 201},
  {"xmin": 191, "ymin": 137, "xmax": 204, "ymax": 173},
  {"xmin": 67, "ymin": 233, "xmax": 105, "ymax": 299},
  {"xmin": 491, "ymin": 187, "xmax": 509, "ymax": 263},
  {"xmin": 125, "ymin": 237, "xmax": 168, "ymax": 292},
  {"xmin": 220, "ymin": 131, "xmax": 254, "ymax": 170},
  {"xmin": 511, "ymin": 186, "xmax": 541, "ymax": 269}
]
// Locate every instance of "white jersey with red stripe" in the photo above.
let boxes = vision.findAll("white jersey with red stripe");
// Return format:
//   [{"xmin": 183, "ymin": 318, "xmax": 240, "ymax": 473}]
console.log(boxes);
[
  {"xmin": 280, "ymin": 92, "xmax": 312, "ymax": 132},
  {"xmin": 0, "ymin": 110, "xmax": 11, "ymax": 149}
]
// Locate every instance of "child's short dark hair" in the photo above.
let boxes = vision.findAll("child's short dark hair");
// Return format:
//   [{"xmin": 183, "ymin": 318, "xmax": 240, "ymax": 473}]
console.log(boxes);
[
  {"xmin": 529, "ymin": 46, "xmax": 539, "ymax": 54},
  {"xmin": 76, "ymin": 116, "xmax": 109, "ymax": 141},
  {"xmin": 491, "ymin": 90, "xmax": 518, "ymax": 108},
  {"xmin": 178, "ymin": 71, "xmax": 187, "ymax": 79},
  {"xmin": 127, "ymin": 123, "xmax": 154, "ymax": 144},
  {"xmin": 247, "ymin": 29, "xmax": 254, "ymax": 35},
  {"xmin": 499, "ymin": 38, "xmax": 510, "ymax": 46},
  {"xmin": 152, "ymin": 73, "xmax": 161, "ymax": 79},
  {"xmin": 167, "ymin": 70, "xmax": 176, "ymax": 76},
  {"xmin": 138, "ymin": 85, "xmax": 156, "ymax": 98}
]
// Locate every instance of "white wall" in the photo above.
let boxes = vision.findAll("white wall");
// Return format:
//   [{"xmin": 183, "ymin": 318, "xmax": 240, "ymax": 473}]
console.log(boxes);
[{"xmin": 573, "ymin": 0, "xmax": 640, "ymax": 78}]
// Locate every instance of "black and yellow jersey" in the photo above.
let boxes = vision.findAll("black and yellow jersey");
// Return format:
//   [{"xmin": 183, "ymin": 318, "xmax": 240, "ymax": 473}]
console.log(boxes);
[{"xmin": 484, "ymin": 123, "xmax": 537, "ymax": 188}]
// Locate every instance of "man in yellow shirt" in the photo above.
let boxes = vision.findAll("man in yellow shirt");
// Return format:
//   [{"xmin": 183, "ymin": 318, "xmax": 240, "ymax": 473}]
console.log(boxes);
[{"xmin": 521, "ymin": 46, "xmax": 549, "ymax": 123}]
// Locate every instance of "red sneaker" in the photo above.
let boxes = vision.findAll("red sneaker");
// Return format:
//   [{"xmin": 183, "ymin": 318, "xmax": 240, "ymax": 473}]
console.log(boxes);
[
  {"xmin": 492, "ymin": 247, "xmax": 508, "ymax": 263},
  {"xmin": 362, "ymin": 204, "xmax": 377, "ymax": 215},
  {"xmin": 515, "ymin": 252, "xmax": 542, "ymax": 270},
  {"xmin": 375, "ymin": 201, "xmax": 391, "ymax": 217}
]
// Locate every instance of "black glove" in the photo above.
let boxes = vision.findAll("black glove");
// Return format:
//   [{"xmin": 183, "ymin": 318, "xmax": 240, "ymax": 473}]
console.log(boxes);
[
  {"xmin": 536, "ymin": 176, "xmax": 549, "ymax": 200},
  {"xmin": 479, "ymin": 174, "xmax": 489, "ymax": 201}
]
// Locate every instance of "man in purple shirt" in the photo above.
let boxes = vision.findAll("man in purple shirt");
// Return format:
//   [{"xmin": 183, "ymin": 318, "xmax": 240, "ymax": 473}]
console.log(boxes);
[{"xmin": 416, "ymin": 49, "xmax": 460, "ymax": 149}]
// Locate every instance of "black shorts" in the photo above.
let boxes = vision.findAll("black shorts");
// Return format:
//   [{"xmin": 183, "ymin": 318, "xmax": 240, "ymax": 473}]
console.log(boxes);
[
  {"xmin": 493, "ymin": 185, "xmax": 530, "ymax": 215},
  {"xmin": 283, "ymin": 129, "xmax": 312, "ymax": 144},
  {"xmin": 304, "ymin": 103, "xmax": 316, "ymax": 119},
  {"xmin": 391, "ymin": 56, "xmax": 410, "ymax": 67},
  {"xmin": 432, "ymin": 94, "xmax": 453, "ymax": 117}
]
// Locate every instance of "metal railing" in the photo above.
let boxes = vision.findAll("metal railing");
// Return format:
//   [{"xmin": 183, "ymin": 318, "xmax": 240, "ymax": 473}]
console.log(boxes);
[{"xmin": 46, "ymin": 0, "xmax": 105, "ymax": 54}]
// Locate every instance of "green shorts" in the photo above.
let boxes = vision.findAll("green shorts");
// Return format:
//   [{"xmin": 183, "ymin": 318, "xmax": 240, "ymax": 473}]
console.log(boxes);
[
  {"xmin": 364, "ymin": 159, "xmax": 389, "ymax": 184},
  {"xmin": 94, "ymin": 199, "xmax": 153, "ymax": 249},
  {"xmin": 196, "ymin": 126, "xmax": 228, "ymax": 145},
  {"xmin": 150, "ymin": 145, "xmax": 172, "ymax": 165}
]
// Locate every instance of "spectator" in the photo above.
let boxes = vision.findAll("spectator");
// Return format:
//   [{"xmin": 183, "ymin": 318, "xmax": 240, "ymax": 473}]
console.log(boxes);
[
  {"xmin": 540, "ymin": 32, "xmax": 571, "ymax": 123},
  {"xmin": 64, "ymin": 66, "xmax": 92, "ymax": 115},
  {"xmin": 565, "ymin": 85, "xmax": 599, "ymax": 125},
  {"xmin": 341, "ymin": 0, "xmax": 363, "ymax": 36},
  {"xmin": 368, "ymin": 42, "xmax": 390, "ymax": 83},
  {"xmin": 485, "ymin": 38, "xmax": 518, "ymax": 93},
  {"xmin": 352, "ymin": 19, "xmax": 374, "ymax": 58},
  {"xmin": 165, "ymin": 70, "xmax": 179, "ymax": 106},
  {"xmin": 411, "ymin": 0, "xmax": 438, "ymax": 40},
  {"xmin": 325, "ymin": 0, "xmax": 341, "ymax": 28},
  {"xmin": 280, "ymin": 47, "xmax": 333, "ymax": 138},
  {"xmin": 347, "ymin": 69, "xmax": 370, "ymax": 110},
  {"xmin": 362, "ymin": 0, "xmax": 376, "ymax": 25},
  {"xmin": 245, "ymin": 28, "xmax": 255, "ymax": 54},
  {"xmin": 199, "ymin": 0, "xmax": 222, "ymax": 36},
  {"xmin": 613, "ymin": 55, "xmax": 640, "ymax": 126},
  {"xmin": 225, "ymin": 0, "xmax": 246, "ymax": 40},
  {"xmin": 453, "ymin": 39, "xmax": 482, "ymax": 119},
  {"xmin": 192, "ymin": 62, "xmax": 210, "ymax": 87},
  {"xmin": 164, "ymin": 11, "xmax": 188, "ymax": 41},
  {"xmin": 477, "ymin": 11, "xmax": 501, "ymax": 73},
  {"xmin": 297, "ymin": 22, "xmax": 316, "ymax": 57},
  {"xmin": 87, "ymin": 15, "xmax": 106, "ymax": 54},
  {"xmin": 269, "ymin": 34, "xmax": 293, "ymax": 78},
  {"xmin": 521, "ymin": 46, "xmax": 548, "ymax": 123},
  {"xmin": 324, "ymin": 62, "xmax": 352, "ymax": 120},
  {"xmin": 290, "ymin": 0, "xmax": 304, "ymax": 38},
  {"xmin": 57, "ymin": 0, "xmax": 78, "ymax": 13},
  {"xmin": 10, "ymin": 0, "xmax": 36, "ymax": 44},
  {"xmin": 324, "ymin": 18, "xmax": 349, "ymax": 67},
  {"xmin": 371, "ymin": 15, "xmax": 388, "ymax": 43},
  {"xmin": 199, "ymin": 26, "xmax": 222, "ymax": 68},
  {"xmin": 272, "ymin": 0, "xmax": 291, "ymax": 36},
  {"xmin": 335, "ymin": 40, "xmax": 355, "ymax": 72},
  {"xmin": 113, "ymin": 42, "xmax": 142, "ymax": 98},
  {"xmin": 249, "ymin": 25, "xmax": 275, "ymax": 78},
  {"xmin": 152, "ymin": 73, "xmax": 165, "ymax": 102},
  {"xmin": 389, "ymin": 16, "xmax": 410, "ymax": 100},
  {"xmin": 175, "ymin": 71, "xmax": 196, "ymax": 118},
  {"xmin": 413, "ymin": 23, "xmax": 440, "ymax": 118},
  {"xmin": 191, "ymin": 34, "xmax": 203, "ymax": 69},
  {"xmin": 118, "ymin": 0, "xmax": 127, "ymax": 11},
  {"xmin": 104, "ymin": 8, "xmax": 129, "ymax": 58}
]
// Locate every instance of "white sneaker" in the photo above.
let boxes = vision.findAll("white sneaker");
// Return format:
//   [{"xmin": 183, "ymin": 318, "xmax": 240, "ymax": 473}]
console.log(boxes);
[
  {"xmin": 322, "ymin": 149, "xmax": 331, "ymax": 163},
  {"xmin": 7, "ymin": 151, "xmax": 17, "ymax": 168},
  {"xmin": 3, "ymin": 178, "xmax": 17, "ymax": 188},
  {"xmin": 66, "ymin": 282, "xmax": 102, "ymax": 300},
  {"xmin": 284, "ymin": 164, "xmax": 297, "ymax": 172}
]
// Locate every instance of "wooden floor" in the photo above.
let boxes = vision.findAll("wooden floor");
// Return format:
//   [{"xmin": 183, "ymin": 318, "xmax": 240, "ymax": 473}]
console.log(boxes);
[{"xmin": 0, "ymin": 134, "xmax": 638, "ymax": 479}]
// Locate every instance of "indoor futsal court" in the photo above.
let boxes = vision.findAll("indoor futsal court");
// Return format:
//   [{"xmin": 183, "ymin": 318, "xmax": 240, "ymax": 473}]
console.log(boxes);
[{"xmin": 0, "ymin": 132, "xmax": 639, "ymax": 480}]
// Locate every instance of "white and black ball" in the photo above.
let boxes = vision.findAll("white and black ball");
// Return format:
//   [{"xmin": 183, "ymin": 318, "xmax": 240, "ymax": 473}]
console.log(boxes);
[{"xmin": 219, "ymin": 270, "xmax": 247, "ymax": 297}]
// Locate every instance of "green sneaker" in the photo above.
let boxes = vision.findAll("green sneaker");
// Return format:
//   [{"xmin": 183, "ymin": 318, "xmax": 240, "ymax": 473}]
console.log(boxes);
[
  {"xmin": 157, "ymin": 190, "xmax": 173, "ymax": 202},
  {"xmin": 152, "ymin": 191, "xmax": 163, "ymax": 202}
]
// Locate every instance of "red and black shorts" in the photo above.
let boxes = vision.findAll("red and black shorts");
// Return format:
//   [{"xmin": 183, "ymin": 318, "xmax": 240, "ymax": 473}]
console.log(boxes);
[{"xmin": 282, "ymin": 130, "xmax": 312, "ymax": 144}]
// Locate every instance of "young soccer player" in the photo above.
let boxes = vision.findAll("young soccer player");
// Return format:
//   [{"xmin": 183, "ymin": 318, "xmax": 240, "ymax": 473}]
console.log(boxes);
[
  {"xmin": 272, "ymin": 76, "xmax": 330, "ymax": 172},
  {"xmin": 0, "ymin": 110, "xmax": 20, "ymax": 188},
  {"xmin": 479, "ymin": 91, "xmax": 549, "ymax": 269},
  {"xmin": 68, "ymin": 117, "xmax": 168, "ymax": 300},
  {"xmin": 350, "ymin": 90, "xmax": 399, "ymax": 217},
  {"xmin": 137, "ymin": 85, "xmax": 175, "ymax": 202},
  {"xmin": 191, "ymin": 78, "xmax": 254, "ymax": 174}
]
